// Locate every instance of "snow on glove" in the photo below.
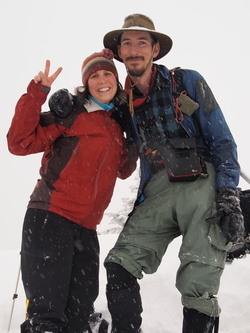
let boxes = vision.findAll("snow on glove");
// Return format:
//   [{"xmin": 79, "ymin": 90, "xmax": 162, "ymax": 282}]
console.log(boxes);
[
  {"xmin": 216, "ymin": 188, "xmax": 245, "ymax": 242},
  {"xmin": 49, "ymin": 88, "xmax": 74, "ymax": 118}
]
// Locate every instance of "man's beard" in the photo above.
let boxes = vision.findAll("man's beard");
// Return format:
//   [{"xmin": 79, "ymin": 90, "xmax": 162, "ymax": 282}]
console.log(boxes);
[
  {"xmin": 127, "ymin": 67, "xmax": 146, "ymax": 77},
  {"xmin": 125, "ymin": 57, "xmax": 147, "ymax": 77}
]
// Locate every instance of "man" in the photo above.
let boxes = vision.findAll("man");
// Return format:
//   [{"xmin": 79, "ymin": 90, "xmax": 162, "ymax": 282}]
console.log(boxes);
[{"xmin": 103, "ymin": 14, "xmax": 245, "ymax": 332}]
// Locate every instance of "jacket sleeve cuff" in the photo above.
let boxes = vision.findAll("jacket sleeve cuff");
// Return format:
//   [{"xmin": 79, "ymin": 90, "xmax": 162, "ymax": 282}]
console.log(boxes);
[{"xmin": 41, "ymin": 85, "xmax": 51, "ymax": 94}]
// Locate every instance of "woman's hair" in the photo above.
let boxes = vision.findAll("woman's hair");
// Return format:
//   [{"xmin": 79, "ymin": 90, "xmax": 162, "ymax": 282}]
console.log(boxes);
[{"xmin": 74, "ymin": 80, "xmax": 127, "ymax": 105}]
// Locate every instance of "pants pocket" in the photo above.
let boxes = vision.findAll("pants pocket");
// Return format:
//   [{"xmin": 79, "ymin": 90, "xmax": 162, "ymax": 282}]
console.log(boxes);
[
  {"xmin": 207, "ymin": 221, "xmax": 232, "ymax": 252},
  {"xmin": 206, "ymin": 201, "xmax": 232, "ymax": 253}
]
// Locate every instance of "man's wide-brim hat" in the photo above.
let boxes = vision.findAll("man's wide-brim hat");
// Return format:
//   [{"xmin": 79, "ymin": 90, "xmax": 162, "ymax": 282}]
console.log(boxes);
[{"xmin": 103, "ymin": 13, "xmax": 173, "ymax": 62}]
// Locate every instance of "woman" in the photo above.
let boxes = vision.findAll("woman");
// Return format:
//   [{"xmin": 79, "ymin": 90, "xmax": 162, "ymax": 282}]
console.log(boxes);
[{"xmin": 7, "ymin": 49, "xmax": 137, "ymax": 333}]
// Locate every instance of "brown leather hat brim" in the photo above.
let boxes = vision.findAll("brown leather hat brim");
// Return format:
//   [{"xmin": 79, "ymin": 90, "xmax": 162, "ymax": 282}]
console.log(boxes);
[{"xmin": 103, "ymin": 27, "xmax": 173, "ymax": 62}]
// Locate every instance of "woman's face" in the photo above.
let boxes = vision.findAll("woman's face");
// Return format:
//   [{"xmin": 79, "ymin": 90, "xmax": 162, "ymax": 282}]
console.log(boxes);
[{"xmin": 88, "ymin": 70, "xmax": 117, "ymax": 104}]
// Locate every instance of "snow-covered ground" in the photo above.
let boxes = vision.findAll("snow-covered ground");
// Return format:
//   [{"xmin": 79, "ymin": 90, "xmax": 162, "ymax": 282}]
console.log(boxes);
[{"xmin": 1, "ymin": 234, "xmax": 250, "ymax": 333}]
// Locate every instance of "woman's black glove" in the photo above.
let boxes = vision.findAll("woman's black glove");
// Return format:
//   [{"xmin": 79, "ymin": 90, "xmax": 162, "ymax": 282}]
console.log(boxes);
[
  {"xmin": 49, "ymin": 89, "xmax": 74, "ymax": 118},
  {"xmin": 216, "ymin": 188, "xmax": 245, "ymax": 242}
]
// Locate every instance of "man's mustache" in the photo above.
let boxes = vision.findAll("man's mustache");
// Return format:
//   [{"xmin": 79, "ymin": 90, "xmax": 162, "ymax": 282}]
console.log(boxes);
[{"xmin": 125, "ymin": 56, "xmax": 144, "ymax": 61}]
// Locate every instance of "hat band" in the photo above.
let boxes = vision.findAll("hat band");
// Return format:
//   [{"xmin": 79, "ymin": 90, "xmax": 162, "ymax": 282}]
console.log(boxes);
[{"xmin": 121, "ymin": 26, "xmax": 156, "ymax": 32}]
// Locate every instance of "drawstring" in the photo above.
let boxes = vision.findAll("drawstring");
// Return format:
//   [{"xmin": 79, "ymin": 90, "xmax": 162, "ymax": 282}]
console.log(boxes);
[
  {"xmin": 129, "ymin": 82, "xmax": 137, "ymax": 117},
  {"xmin": 170, "ymin": 69, "xmax": 184, "ymax": 124}
]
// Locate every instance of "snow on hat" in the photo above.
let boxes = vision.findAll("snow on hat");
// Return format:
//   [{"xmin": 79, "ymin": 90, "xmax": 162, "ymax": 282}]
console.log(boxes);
[
  {"xmin": 103, "ymin": 13, "xmax": 173, "ymax": 62},
  {"xmin": 81, "ymin": 48, "xmax": 118, "ymax": 86}
]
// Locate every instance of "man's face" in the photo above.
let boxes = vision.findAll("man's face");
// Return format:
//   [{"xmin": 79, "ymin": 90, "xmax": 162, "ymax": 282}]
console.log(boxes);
[{"xmin": 118, "ymin": 31, "xmax": 160, "ymax": 77}]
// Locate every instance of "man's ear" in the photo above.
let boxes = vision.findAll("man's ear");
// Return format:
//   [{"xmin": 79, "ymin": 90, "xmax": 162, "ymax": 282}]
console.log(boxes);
[{"xmin": 153, "ymin": 42, "xmax": 160, "ymax": 59}]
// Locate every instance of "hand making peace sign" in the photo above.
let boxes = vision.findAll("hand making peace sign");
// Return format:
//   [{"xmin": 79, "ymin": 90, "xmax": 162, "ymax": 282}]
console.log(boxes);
[{"xmin": 34, "ymin": 60, "xmax": 63, "ymax": 87}]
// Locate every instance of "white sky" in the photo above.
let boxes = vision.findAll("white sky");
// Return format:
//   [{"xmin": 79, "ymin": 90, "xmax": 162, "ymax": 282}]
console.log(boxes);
[{"xmin": 1, "ymin": 0, "xmax": 250, "ymax": 250}]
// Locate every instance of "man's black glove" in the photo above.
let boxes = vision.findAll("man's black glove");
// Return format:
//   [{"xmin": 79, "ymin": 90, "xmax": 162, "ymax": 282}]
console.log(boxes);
[
  {"xmin": 216, "ymin": 188, "xmax": 245, "ymax": 242},
  {"xmin": 226, "ymin": 241, "xmax": 250, "ymax": 262},
  {"xmin": 49, "ymin": 89, "xmax": 74, "ymax": 118}
]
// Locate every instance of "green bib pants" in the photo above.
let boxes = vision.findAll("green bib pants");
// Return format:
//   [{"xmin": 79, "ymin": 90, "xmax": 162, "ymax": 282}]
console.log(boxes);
[{"xmin": 105, "ymin": 163, "xmax": 232, "ymax": 317}]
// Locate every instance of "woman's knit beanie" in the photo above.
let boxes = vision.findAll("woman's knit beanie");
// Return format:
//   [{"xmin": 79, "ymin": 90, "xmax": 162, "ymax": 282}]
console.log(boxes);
[{"xmin": 81, "ymin": 48, "xmax": 118, "ymax": 86}]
